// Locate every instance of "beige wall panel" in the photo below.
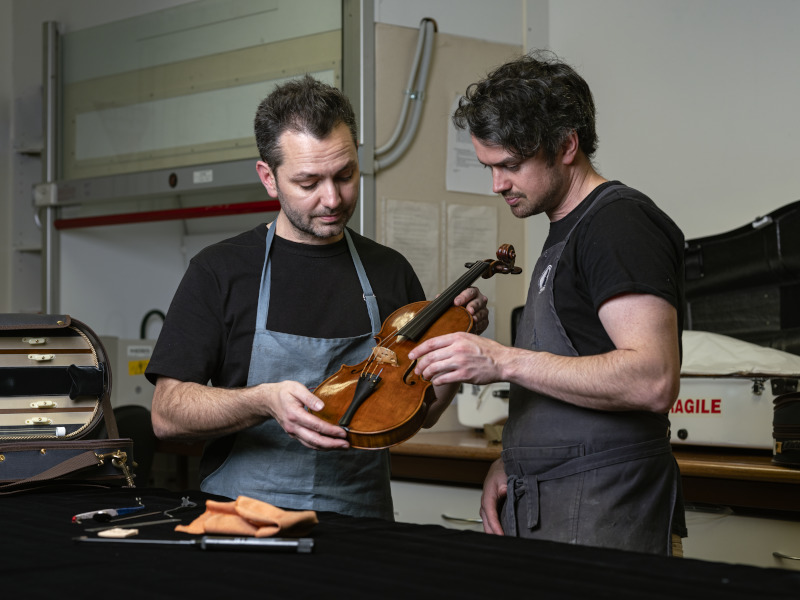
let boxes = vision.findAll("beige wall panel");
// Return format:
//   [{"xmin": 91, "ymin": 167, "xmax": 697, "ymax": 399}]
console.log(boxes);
[{"xmin": 375, "ymin": 24, "xmax": 525, "ymax": 346}]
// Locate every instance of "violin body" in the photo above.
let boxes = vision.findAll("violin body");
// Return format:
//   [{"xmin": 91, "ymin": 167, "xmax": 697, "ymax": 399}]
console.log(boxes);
[
  {"xmin": 311, "ymin": 301, "xmax": 474, "ymax": 449},
  {"xmin": 312, "ymin": 244, "xmax": 522, "ymax": 450}
]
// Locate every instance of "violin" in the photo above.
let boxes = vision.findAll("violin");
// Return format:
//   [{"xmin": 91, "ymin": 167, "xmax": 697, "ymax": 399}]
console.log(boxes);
[{"xmin": 311, "ymin": 244, "xmax": 522, "ymax": 449}]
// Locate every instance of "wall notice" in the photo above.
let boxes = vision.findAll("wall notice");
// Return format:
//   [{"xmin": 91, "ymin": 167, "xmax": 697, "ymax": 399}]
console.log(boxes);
[
  {"xmin": 383, "ymin": 198, "xmax": 441, "ymax": 298},
  {"xmin": 445, "ymin": 96, "xmax": 494, "ymax": 196}
]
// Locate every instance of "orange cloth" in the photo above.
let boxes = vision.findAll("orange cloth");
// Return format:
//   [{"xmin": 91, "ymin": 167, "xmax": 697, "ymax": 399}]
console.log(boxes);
[{"xmin": 175, "ymin": 496, "xmax": 318, "ymax": 538}]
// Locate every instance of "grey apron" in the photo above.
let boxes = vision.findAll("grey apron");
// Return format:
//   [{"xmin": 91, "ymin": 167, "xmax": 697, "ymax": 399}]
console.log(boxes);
[
  {"xmin": 501, "ymin": 185, "xmax": 681, "ymax": 554},
  {"xmin": 201, "ymin": 225, "xmax": 393, "ymax": 519}
]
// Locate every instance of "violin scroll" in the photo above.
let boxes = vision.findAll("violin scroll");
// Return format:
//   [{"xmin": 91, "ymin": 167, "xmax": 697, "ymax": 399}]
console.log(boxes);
[{"xmin": 465, "ymin": 243, "xmax": 523, "ymax": 278}]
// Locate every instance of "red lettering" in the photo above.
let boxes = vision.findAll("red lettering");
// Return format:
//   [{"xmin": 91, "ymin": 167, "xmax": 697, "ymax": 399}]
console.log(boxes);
[{"xmin": 671, "ymin": 398, "xmax": 722, "ymax": 414}]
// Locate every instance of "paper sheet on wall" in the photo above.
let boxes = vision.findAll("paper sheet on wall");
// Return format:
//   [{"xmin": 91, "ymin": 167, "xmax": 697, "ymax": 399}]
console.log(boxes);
[
  {"xmin": 383, "ymin": 198, "xmax": 441, "ymax": 299},
  {"xmin": 445, "ymin": 95, "xmax": 494, "ymax": 196},
  {"xmin": 446, "ymin": 204, "xmax": 498, "ymax": 340}
]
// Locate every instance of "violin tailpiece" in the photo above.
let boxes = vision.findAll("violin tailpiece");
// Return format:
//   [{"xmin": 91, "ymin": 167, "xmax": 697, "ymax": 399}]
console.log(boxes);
[{"xmin": 338, "ymin": 372, "xmax": 382, "ymax": 428}]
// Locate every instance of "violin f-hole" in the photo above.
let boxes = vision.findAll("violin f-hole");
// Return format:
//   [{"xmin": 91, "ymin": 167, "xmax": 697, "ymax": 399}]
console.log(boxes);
[{"xmin": 402, "ymin": 360, "xmax": 418, "ymax": 386}]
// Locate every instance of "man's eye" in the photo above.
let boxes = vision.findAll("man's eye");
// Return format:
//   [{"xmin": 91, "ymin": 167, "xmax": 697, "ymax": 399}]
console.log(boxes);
[{"xmin": 299, "ymin": 181, "xmax": 317, "ymax": 190}]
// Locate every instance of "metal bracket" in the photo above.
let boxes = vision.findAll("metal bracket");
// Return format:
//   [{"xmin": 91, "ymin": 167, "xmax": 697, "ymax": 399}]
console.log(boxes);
[{"xmin": 33, "ymin": 182, "xmax": 58, "ymax": 208}]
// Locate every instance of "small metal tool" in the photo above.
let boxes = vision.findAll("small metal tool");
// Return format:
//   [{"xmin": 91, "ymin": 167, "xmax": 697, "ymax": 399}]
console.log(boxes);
[
  {"xmin": 74, "ymin": 535, "xmax": 314, "ymax": 553},
  {"xmin": 84, "ymin": 517, "xmax": 181, "ymax": 533},
  {"xmin": 96, "ymin": 510, "xmax": 163, "ymax": 524},
  {"xmin": 164, "ymin": 496, "xmax": 197, "ymax": 518}
]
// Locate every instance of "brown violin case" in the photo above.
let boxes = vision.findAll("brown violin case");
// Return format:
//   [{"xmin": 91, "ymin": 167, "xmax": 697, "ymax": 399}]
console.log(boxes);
[{"xmin": 0, "ymin": 314, "xmax": 135, "ymax": 493}]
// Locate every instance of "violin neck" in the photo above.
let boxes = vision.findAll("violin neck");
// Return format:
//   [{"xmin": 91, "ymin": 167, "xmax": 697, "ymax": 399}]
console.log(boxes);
[{"xmin": 398, "ymin": 261, "xmax": 489, "ymax": 341}]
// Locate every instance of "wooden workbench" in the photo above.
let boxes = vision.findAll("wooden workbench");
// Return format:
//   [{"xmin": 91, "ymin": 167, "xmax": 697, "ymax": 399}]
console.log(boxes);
[{"xmin": 390, "ymin": 430, "xmax": 800, "ymax": 515}]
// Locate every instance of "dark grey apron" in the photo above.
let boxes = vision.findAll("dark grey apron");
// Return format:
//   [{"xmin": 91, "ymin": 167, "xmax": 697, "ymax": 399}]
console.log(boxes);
[
  {"xmin": 201, "ymin": 225, "xmax": 393, "ymax": 519},
  {"xmin": 501, "ymin": 185, "xmax": 681, "ymax": 554}
]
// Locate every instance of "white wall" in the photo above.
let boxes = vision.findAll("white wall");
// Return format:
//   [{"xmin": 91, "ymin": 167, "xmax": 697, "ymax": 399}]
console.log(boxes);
[{"xmin": 548, "ymin": 0, "xmax": 800, "ymax": 241}]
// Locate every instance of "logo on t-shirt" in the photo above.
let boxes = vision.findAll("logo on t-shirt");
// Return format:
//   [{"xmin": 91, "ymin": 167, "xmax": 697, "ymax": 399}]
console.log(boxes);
[{"xmin": 538, "ymin": 264, "xmax": 552, "ymax": 294}]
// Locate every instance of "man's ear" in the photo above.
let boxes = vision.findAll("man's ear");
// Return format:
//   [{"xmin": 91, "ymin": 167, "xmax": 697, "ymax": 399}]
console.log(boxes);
[
  {"xmin": 561, "ymin": 130, "xmax": 580, "ymax": 165},
  {"xmin": 256, "ymin": 161, "xmax": 278, "ymax": 198}
]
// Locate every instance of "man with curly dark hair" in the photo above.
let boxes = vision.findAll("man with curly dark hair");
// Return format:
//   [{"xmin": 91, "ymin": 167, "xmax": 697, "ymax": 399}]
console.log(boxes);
[{"xmin": 410, "ymin": 52, "xmax": 686, "ymax": 555}]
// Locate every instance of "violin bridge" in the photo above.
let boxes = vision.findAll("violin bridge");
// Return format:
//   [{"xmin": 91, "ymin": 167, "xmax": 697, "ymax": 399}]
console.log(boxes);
[{"xmin": 370, "ymin": 346, "xmax": 398, "ymax": 366}]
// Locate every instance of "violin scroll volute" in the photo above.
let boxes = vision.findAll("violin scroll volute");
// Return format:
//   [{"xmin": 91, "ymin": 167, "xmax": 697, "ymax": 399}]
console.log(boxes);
[
  {"xmin": 467, "ymin": 243, "xmax": 523, "ymax": 278},
  {"xmin": 497, "ymin": 243, "xmax": 516, "ymax": 265}
]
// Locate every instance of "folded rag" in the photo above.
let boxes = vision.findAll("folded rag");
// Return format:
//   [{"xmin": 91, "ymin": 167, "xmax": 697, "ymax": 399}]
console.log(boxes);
[{"xmin": 175, "ymin": 496, "xmax": 318, "ymax": 538}]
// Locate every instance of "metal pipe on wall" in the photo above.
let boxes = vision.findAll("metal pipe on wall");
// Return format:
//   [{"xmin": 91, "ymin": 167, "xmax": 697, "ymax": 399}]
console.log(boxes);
[
  {"xmin": 374, "ymin": 18, "xmax": 436, "ymax": 173},
  {"xmin": 374, "ymin": 20, "xmax": 428, "ymax": 157}
]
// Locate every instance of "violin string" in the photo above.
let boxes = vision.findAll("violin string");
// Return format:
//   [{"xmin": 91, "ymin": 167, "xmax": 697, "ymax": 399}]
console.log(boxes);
[
  {"xmin": 364, "ymin": 359, "xmax": 379, "ymax": 378},
  {"xmin": 361, "ymin": 355, "xmax": 376, "ymax": 377}
]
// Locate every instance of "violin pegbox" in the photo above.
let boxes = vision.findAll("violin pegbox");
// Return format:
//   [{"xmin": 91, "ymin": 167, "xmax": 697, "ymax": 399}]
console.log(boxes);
[{"xmin": 466, "ymin": 244, "xmax": 523, "ymax": 279}]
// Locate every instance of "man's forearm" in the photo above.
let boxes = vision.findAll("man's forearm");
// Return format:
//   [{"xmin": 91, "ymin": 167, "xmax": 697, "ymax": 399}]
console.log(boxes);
[
  {"xmin": 151, "ymin": 378, "xmax": 269, "ymax": 441},
  {"xmin": 503, "ymin": 346, "xmax": 678, "ymax": 413},
  {"xmin": 504, "ymin": 294, "xmax": 680, "ymax": 413}
]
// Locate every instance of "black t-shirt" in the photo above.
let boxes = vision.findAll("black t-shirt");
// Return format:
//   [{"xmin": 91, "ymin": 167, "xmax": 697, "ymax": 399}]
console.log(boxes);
[
  {"xmin": 544, "ymin": 181, "xmax": 685, "ymax": 356},
  {"xmin": 145, "ymin": 224, "xmax": 425, "ymax": 388}
]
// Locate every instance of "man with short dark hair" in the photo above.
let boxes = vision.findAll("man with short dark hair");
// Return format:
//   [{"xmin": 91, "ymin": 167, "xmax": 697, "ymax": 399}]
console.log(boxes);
[
  {"xmin": 148, "ymin": 75, "xmax": 487, "ymax": 519},
  {"xmin": 409, "ymin": 52, "xmax": 686, "ymax": 555}
]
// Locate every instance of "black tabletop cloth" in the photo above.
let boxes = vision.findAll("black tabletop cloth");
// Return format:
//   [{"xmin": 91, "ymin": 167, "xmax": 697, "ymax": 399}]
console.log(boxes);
[{"xmin": 1, "ymin": 486, "xmax": 798, "ymax": 599}]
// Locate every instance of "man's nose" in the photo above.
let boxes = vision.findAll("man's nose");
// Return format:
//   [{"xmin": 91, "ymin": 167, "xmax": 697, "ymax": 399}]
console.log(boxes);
[
  {"xmin": 319, "ymin": 179, "xmax": 341, "ymax": 207},
  {"xmin": 491, "ymin": 169, "xmax": 510, "ymax": 194}
]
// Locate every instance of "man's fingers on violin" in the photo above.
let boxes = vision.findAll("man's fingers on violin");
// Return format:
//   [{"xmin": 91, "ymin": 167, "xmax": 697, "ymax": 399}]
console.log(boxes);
[
  {"xmin": 413, "ymin": 349, "xmax": 454, "ymax": 377},
  {"xmin": 302, "ymin": 411, "xmax": 348, "ymax": 439},
  {"xmin": 466, "ymin": 291, "xmax": 488, "ymax": 311},
  {"xmin": 285, "ymin": 382, "xmax": 324, "ymax": 412},
  {"xmin": 472, "ymin": 308, "xmax": 489, "ymax": 331},
  {"xmin": 454, "ymin": 286, "xmax": 479, "ymax": 306},
  {"xmin": 409, "ymin": 332, "xmax": 461, "ymax": 361},
  {"xmin": 298, "ymin": 433, "xmax": 349, "ymax": 451},
  {"xmin": 296, "ymin": 425, "xmax": 350, "ymax": 450},
  {"xmin": 304, "ymin": 397, "xmax": 324, "ymax": 412},
  {"xmin": 420, "ymin": 351, "xmax": 467, "ymax": 381}
]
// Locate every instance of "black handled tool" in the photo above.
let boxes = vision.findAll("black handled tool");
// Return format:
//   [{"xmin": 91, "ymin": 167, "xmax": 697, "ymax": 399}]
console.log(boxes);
[{"xmin": 74, "ymin": 535, "xmax": 314, "ymax": 553}]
